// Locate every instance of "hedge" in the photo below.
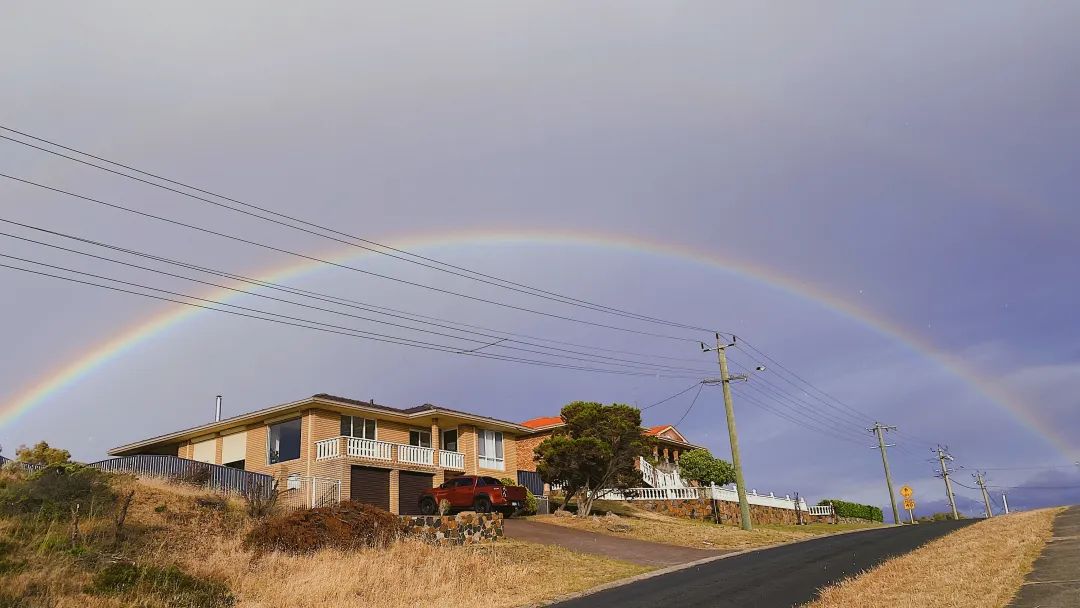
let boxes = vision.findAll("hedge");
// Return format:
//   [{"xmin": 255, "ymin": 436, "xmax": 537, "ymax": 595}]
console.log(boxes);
[{"xmin": 818, "ymin": 498, "xmax": 884, "ymax": 522}]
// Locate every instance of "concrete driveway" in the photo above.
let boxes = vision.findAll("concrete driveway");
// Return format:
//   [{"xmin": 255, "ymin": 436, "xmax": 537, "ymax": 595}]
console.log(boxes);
[{"xmin": 502, "ymin": 518, "xmax": 725, "ymax": 567}]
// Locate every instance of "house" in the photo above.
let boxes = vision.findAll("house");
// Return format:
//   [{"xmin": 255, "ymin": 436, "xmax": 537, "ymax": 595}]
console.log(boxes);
[
  {"xmin": 108, "ymin": 393, "xmax": 533, "ymax": 515},
  {"xmin": 515, "ymin": 415, "xmax": 706, "ymax": 491}
]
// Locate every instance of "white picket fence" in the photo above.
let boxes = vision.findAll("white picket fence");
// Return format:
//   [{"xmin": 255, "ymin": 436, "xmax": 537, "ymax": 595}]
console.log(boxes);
[{"xmin": 599, "ymin": 484, "xmax": 833, "ymax": 515}]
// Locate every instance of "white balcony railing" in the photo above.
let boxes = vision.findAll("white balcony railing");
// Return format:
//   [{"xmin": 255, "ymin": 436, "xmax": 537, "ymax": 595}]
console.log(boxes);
[
  {"xmin": 807, "ymin": 505, "xmax": 834, "ymax": 517},
  {"xmin": 397, "ymin": 444, "xmax": 434, "ymax": 466},
  {"xmin": 348, "ymin": 437, "xmax": 392, "ymax": 461},
  {"xmin": 478, "ymin": 456, "xmax": 504, "ymax": 471},
  {"xmin": 439, "ymin": 450, "xmax": 465, "ymax": 470},
  {"xmin": 315, "ymin": 438, "xmax": 340, "ymax": 461}
]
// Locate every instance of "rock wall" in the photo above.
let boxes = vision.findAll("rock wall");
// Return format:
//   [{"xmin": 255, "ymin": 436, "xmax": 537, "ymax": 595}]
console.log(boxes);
[
  {"xmin": 402, "ymin": 512, "xmax": 503, "ymax": 545},
  {"xmin": 632, "ymin": 498, "xmax": 833, "ymax": 526}
]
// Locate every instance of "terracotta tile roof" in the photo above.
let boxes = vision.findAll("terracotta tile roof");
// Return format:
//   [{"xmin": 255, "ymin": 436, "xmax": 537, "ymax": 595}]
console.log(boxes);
[
  {"xmin": 521, "ymin": 415, "xmax": 564, "ymax": 429},
  {"xmin": 644, "ymin": 425, "xmax": 672, "ymax": 436}
]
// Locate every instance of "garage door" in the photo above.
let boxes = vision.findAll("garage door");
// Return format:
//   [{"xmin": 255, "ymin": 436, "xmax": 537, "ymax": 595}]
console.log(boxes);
[
  {"xmin": 398, "ymin": 471, "xmax": 435, "ymax": 515},
  {"xmin": 350, "ymin": 466, "xmax": 390, "ymax": 511}
]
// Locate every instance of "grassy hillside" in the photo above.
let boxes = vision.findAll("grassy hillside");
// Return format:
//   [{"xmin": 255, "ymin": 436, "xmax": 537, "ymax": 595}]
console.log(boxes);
[{"xmin": 0, "ymin": 465, "xmax": 646, "ymax": 607}]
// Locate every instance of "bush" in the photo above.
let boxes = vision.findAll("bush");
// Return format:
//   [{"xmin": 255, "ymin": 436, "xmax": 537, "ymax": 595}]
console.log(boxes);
[
  {"xmin": 818, "ymin": 498, "xmax": 884, "ymax": 522},
  {"xmin": 91, "ymin": 562, "xmax": 234, "ymax": 607},
  {"xmin": 499, "ymin": 478, "xmax": 538, "ymax": 515},
  {"xmin": 244, "ymin": 500, "xmax": 404, "ymax": 554},
  {"xmin": 0, "ymin": 463, "xmax": 116, "ymax": 517}
]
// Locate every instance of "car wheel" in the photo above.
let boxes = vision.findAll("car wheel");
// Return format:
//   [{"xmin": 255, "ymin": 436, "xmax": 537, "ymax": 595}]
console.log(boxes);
[
  {"xmin": 419, "ymin": 497, "xmax": 438, "ymax": 515},
  {"xmin": 474, "ymin": 496, "xmax": 491, "ymax": 513}
]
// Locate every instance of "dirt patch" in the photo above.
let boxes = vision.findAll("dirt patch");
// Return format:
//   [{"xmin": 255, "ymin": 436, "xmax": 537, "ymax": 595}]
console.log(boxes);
[{"xmin": 244, "ymin": 500, "xmax": 404, "ymax": 554}]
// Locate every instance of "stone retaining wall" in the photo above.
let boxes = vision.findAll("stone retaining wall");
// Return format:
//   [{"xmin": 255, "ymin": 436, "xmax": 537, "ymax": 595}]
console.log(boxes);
[
  {"xmin": 402, "ymin": 512, "xmax": 503, "ymax": 545},
  {"xmin": 631, "ymin": 498, "xmax": 834, "ymax": 526}
]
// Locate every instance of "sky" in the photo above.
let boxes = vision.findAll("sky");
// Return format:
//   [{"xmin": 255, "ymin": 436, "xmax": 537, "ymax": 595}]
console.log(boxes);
[{"xmin": 2, "ymin": 2, "xmax": 1078, "ymax": 517}]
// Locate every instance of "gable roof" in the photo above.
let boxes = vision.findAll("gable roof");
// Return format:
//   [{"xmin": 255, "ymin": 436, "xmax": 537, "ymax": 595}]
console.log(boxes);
[
  {"xmin": 521, "ymin": 416, "xmax": 564, "ymax": 430},
  {"xmin": 644, "ymin": 425, "xmax": 689, "ymax": 443},
  {"xmin": 109, "ymin": 393, "xmax": 531, "ymax": 456},
  {"xmin": 520, "ymin": 416, "xmax": 702, "ymax": 449}
]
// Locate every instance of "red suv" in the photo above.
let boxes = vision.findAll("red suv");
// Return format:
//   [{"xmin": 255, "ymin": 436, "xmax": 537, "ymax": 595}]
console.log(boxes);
[{"xmin": 419, "ymin": 475, "xmax": 528, "ymax": 515}]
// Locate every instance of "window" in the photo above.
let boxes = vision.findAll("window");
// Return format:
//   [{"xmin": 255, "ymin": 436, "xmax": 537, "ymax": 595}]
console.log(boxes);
[
  {"xmin": 409, "ymin": 429, "xmax": 431, "ymax": 448},
  {"xmin": 268, "ymin": 418, "xmax": 302, "ymax": 464},
  {"xmin": 441, "ymin": 428, "xmax": 458, "ymax": 453},
  {"xmin": 478, "ymin": 476, "xmax": 502, "ymax": 487},
  {"xmin": 440, "ymin": 477, "xmax": 472, "ymax": 489},
  {"xmin": 477, "ymin": 430, "xmax": 504, "ymax": 471},
  {"xmin": 340, "ymin": 415, "xmax": 376, "ymax": 440}
]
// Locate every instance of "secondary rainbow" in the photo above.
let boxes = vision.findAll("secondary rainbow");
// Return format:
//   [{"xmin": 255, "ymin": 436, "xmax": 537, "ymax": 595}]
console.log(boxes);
[{"xmin": 2, "ymin": 228, "xmax": 1072, "ymax": 458}]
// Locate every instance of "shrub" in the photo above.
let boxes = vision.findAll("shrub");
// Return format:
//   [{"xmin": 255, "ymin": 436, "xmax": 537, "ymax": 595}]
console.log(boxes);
[
  {"xmin": 818, "ymin": 498, "xmax": 884, "ymax": 522},
  {"xmin": 244, "ymin": 500, "xmax": 404, "ymax": 554},
  {"xmin": 500, "ymin": 478, "xmax": 538, "ymax": 515},
  {"xmin": 91, "ymin": 562, "xmax": 234, "ymax": 607},
  {"xmin": 678, "ymin": 449, "xmax": 736, "ymax": 487},
  {"xmin": 0, "ymin": 463, "xmax": 116, "ymax": 517},
  {"xmin": 241, "ymin": 478, "xmax": 279, "ymax": 519},
  {"xmin": 14, "ymin": 441, "xmax": 71, "ymax": 467}
]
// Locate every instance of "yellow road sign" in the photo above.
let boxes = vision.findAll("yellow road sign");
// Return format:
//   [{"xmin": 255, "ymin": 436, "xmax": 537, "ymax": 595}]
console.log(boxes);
[
  {"xmin": 900, "ymin": 485, "xmax": 913, "ymax": 499},
  {"xmin": 903, "ymin": 499, "xmax": 916, "ymax": 510}
]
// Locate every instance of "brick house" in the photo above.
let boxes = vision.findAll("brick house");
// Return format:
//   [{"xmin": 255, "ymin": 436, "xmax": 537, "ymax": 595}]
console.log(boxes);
[
  {"xmin": 108, "ymin": 393, "xmax": 532, "ymax": 515},
  {"xmin": 515, "ymin": 416, "xmax": 706, "ymax": 491}
]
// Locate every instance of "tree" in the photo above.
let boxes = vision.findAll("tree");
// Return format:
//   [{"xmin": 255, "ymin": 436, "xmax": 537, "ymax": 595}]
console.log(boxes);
[
  {"xmin": 678, "ymin": 449, "xmax": 735, "ymax": 487},
  {"xmin": 15, "ymin": 441, "xmax": 71, "ymax": 467},
  {"xmin": 534, "ymin": 401, "xmax": 649, "ymax": 516}
]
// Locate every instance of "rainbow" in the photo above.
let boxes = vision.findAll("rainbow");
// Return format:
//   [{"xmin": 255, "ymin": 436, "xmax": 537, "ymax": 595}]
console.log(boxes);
[{"xmin": 2, "ymin": 228, "xmax": 1073, "ymax": 458}]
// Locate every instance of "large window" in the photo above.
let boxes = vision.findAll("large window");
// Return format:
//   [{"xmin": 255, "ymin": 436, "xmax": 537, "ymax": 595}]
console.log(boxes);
[
  {"xmin": 441, "ymin": 428, "xmax": 458, "ymax": 453},
  {"xmin": 340, "ymin": 415, "xmax": 376, "ymax": 440},
  {"xmin": 409, "ymin": 429, "xmax": 431, "ymax": 448},
  {"xmin": 477, "ymin": 429, "xmax": 504, "ymax": 471},
  {"xmin": 267, "ymin": 418, "xmax": 301, "ymax": 464}
]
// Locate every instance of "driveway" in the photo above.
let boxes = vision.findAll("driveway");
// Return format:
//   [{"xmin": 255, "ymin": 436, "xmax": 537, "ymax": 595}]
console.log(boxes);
[
  {"xmin": 1009, "ymin": 506, "xmax": 1080, "ymax": 608},
  {"xmin": 502, "ymin": 518, "xmax": 725, "ymax": 567},
  {"xmin": 549, "ymin": 519, "xmax": 975, "ymax": 607}
]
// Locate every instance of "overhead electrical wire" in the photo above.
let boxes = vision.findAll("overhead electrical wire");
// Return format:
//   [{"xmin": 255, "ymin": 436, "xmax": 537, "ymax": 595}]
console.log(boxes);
[
  {"xmin": 0, "ymin": 126, "xmax": 722, "ymax": 335},
  {"xmin": 0, "ymin": 173, "xmax": 706, "ymax": 344},
  {"xmin": 0, "ymin": 218, "xmax": 712, "ymax": 367},
  {"xmin": 641, "ymin": 381, "xmax": 705, "ymax": 411},
  {"xmin": 0, "ymin": 259, "xmax": 706, "ymax": 380},
  {"xmin": 673, "ymin": 382, "xmax": 705, "ymax": 427}
]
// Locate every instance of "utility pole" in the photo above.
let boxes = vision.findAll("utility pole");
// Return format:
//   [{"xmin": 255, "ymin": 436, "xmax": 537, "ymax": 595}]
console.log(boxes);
[
  {"xmin": 870, "ymin": 422, "xmax": 900, "ymax": 525},
  {"xmin": 935, "ymin": 446, "xmax": 959, "ymax": 520},
  {"xmin": 701, "ymin": 334, "xmax": 753, "ymax": 531},
  {"xmin": 974, "ymin": 471, "xmax": 993, "ymax": 518},
  {"xmin": 1002, "ymin": 491, "xmax": 1010, "ymax": 514}
]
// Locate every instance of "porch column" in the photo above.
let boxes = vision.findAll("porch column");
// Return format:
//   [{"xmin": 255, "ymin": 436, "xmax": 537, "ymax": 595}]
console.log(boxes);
[
  {"xmin": 431, "ymin": 417, "xmax": 444, "ymax": 485},
  {"xmin": 652, "ymin": 445, "xmax": 659, "ymax": 460},
  {"xmin": 673, "ymin": 449, "xmax": 680, "ymax": 462},
  {"xmin": 662, "ymin": 447, "xmax": 670, "ymax": 462}
]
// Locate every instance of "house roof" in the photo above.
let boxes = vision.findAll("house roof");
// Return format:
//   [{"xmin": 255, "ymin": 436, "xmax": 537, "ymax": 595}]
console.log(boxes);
[
  {"xmin": 108, "ymin": 393, "xmax": 532, "ymax": 456},
  {"xmin": 519, "ymin": 416, "xmax": 703, "ymax": 450},
  {"xmin": 521, "ymin": 416, "xmax": 564, "ymax": 429}
]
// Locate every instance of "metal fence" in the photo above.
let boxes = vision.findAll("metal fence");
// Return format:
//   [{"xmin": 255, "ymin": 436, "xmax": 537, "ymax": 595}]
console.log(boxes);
[
  {"xmin": 85, "ymin": 455, "xmax": 276, "ymax": 499},
  {"xmin": 278, "ymin": 476, "xmax": 341, "ymax": 512},
  {"xmin": 0, "ymin": 455, "xmax": 44, "ymax": 472}
]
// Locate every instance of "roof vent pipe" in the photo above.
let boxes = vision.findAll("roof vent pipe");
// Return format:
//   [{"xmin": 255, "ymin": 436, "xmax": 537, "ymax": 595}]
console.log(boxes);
[{"xmin": 215, "ymin": 395, "xmax": 222, "ymax": 422}]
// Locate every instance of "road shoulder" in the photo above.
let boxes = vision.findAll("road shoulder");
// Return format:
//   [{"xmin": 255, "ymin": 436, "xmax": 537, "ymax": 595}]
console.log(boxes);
[{"xmin": 1009, "ymin": 505, "xmax": 1080, "ymax": 608}]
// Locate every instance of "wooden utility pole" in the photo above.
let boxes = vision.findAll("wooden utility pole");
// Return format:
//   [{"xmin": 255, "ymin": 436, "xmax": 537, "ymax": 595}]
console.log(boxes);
[
  {"xmin": 871, "ymin": 422, "xmax": 900, "ymax": 525},
  {"xmin": 974, "ymin": 471, "xmax": 994, "ymax": 518},
  {"xmin": 702, "ymin": 334, "xmax": 753, "ymax": 531},
  {"xmin": 936, "ymin": 446, "xmax": 960, "ymax": 520}
]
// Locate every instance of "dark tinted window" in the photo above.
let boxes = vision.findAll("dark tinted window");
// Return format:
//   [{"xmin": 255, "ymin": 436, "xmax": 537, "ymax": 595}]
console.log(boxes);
[
  {"xmin": 268, "ymin": 418, "xmax": 301, "ymax": 464},
  {"xmin": 480, "ymin": 476, "xmax": 502, "ymax": 487}
]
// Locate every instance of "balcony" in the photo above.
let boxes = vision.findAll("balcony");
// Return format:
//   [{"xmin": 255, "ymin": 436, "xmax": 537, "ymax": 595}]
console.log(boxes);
[{"xmin": 315, "ymin": 436, "xmax": 465, "ymax": 471}]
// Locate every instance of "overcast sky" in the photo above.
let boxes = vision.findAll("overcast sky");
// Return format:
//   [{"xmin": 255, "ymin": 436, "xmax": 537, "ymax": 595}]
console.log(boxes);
[{"xmin": 3, "ymin": 2, "xmax": 1078, "ymax": 515}]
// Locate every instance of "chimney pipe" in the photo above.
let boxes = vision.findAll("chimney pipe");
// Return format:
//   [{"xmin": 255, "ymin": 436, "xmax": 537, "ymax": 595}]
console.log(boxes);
[{"xmin": 215, "ymin": 395, "xmax": 222, "ymax": 422}]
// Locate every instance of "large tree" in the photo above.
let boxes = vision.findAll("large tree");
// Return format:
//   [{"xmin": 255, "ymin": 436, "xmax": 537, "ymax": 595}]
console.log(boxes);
[
  {"xmin": 678, "ymin": 449, "xmax": 735, "ymax": 487},
  {"xmin": 534, "ymin": 401, "xmax": 650, "ymax": 516}
]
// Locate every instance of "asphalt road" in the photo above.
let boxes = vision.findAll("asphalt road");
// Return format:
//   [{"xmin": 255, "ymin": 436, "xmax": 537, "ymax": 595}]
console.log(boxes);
[{"xmin": 551, "ymin": 519, "xmax": 976, "ymax": 608}]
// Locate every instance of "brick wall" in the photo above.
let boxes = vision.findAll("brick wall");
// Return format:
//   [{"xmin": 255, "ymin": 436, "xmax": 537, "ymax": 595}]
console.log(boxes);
[
  {"xmin": 403, "ymin": 512, "xmax": 503, "ymax": 545},
  {"xmin": 515, "ymin": 432, "xmax": 548, "ymax": 473},
  {"xmin": 632, "ymin": 498, "xmax": 834, "ymax": 526}
]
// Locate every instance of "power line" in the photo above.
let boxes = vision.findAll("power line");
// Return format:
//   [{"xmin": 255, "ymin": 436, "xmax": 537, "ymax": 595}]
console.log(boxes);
[
  {"xmin": 0, "ymin": 217, "xmax": 711, "ymax": 367},
  {"xmin": 0, "ymin": 259, "xmax": 705, "ymax": 379},
  {"xmin": 674, "ymin": 383, "xmax": 705, "ymax": 427},
  {"xmin": 0, "ymin": 231, "xmax": 717, "ymax": 376},
  {"xmin": 642, "ymin": 381, "xmax": 704, "ymax": 411},
  {"xmin": 0, "ymin": 126, "xmax": 722, "ymax": 335},
  {"xmin": 0, "ymin": 174, "xmax": 707, "ymax": 344}
]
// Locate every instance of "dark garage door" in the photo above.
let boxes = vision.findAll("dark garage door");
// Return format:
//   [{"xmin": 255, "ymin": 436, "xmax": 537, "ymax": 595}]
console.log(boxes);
[
  {"xmin": 350, "ymin": 466, "xmax": 390, "ymax": 511},
  {"xmin": 398, "ymin": 471, "xmax": 435, "ymax": 515}
]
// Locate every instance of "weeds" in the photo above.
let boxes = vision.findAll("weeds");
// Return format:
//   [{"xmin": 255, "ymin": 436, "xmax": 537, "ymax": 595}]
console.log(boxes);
[
  {"xmin": 244, "ymin": 500, "xmax": 404, "ymax": 554},
  {"xmin": 91, "ymin": 562, "xmax": 234, "ymax": 607}
]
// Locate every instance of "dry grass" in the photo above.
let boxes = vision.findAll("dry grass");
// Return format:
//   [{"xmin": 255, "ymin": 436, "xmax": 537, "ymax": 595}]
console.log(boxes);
[
  {"xmin": 0, "ymin": 475, "xmax": 647, "ymax": 608},
  {"xmin": 806, "ymin": 508, "xmax": 1061, "ymax": 608},
  {"xmin": 180, "ymin": 536, "xmax": 647, "ymax": 608},
  {"xmin": 534, "ymin": 510, "xmax": 821, "ymax": 550}
]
